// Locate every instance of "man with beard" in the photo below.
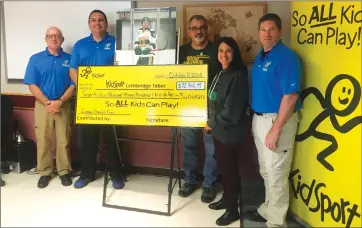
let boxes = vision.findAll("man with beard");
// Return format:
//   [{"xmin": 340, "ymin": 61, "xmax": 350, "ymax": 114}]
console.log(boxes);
[{"xmin": 178, "ymin": 15, "xmax": 218, "ymax": 203}]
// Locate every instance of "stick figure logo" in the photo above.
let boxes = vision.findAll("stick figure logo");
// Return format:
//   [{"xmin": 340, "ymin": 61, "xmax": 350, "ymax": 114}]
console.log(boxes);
[
  {"xmin": 296, "ymin": 74, "xmax": 362, "ymax": 171},
  {"xmin": 80, "ymin": 67, "xmax": 92, "ymax": 79}
]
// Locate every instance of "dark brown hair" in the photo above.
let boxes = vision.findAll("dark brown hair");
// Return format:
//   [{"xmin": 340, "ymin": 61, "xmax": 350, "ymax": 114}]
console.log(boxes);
[
  {"xmin": 216, "ymin": 36, "xmax": 247, "ymax": 74},
  {"xmin": 88, "ymin": 9, "xmax": 108, "ymax": 24},
  {"xmin": 258, "ymin": 13, "xmax": 282, "ymax": 30}
]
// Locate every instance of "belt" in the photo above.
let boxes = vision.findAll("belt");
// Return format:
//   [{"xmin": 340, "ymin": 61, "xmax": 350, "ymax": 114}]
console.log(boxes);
[{"xmin": 252, "ymin": 110, "xmax": 263, "ymax": 116}]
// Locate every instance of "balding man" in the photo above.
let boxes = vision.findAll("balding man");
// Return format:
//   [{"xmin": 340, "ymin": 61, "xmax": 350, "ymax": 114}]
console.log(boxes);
[{"xmin": 24, "ymin": 27, "xmax": 75, "ymax": 188}]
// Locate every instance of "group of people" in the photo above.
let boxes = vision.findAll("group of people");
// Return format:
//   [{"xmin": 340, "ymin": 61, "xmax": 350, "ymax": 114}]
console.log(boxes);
[
  {"xmin": 177, "ymin": 13, "xmax": 301, "ymax": 227},
  {"xmin": 23, "ymin": 9, "xmax": 302, "ymax": 228},
  {"xmin": 24, "ymin": 10, "xmax": 124, "ymax": 190}
]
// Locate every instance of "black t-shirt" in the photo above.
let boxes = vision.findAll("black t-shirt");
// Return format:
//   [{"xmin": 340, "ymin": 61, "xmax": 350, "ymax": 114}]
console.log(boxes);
[{"xmin": 179, "ymin": 41, "xmax": 218, "ymax": 88}]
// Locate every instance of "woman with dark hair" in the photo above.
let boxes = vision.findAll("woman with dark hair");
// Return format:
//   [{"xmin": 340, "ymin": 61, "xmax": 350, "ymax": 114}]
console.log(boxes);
[{"xmin": 204, "ymin": 37, "xmax": 249, "ymax": 226}]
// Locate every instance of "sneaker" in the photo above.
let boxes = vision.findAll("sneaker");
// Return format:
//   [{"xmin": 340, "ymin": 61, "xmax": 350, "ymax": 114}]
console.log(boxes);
[
  {"xmin": 201, "ymin": 187, "xmax": 216, "ymax": 203},
  {"xmin": 178, "ymin": 183, "xmax": 198, "ymax": 197},
  {"xmin": 111, "ymin": 177, "xmax": 125, "ymax": 189},
  {"xmin": 74, "ymin": 175, "xmax": 94, "ymax": 189}
]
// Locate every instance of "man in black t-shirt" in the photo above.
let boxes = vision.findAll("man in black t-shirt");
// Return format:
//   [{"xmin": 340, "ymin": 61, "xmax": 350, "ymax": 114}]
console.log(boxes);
[
  {"xmin": 179, "ymin": 21, "xmax": 217, "ymax": 87},
  {"xmin": 178, "ymin": 15, "xmax": 218, "ymax": 203}
]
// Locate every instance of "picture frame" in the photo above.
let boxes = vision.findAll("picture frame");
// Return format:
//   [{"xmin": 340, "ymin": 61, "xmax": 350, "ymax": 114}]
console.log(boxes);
[
  {"xmin": 115, "ymin": 7, "xmax": 177, "ymax": 65},
  {"xmin": 183, "ymin": 2, "xmax": 267, "ymax": 63}
]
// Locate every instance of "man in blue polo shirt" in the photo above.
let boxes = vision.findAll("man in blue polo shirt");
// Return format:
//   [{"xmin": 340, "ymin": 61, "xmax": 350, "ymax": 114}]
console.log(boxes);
[
  {"xmin": 69, "ymin": 9, "xmax": 124, "ymax": 189},
  {"xmin": 245, "ymin": 13, "xmax": 302, "ymax": 227},
  {"xmin": 24, "ymin": 26, "xmax": 75, "ymax": 188}
]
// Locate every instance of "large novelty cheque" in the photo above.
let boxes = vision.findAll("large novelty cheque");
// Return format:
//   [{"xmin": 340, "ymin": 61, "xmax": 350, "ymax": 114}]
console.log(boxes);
[{"xmin": 75, "ymin": 65, "xmax": 208, "ymax": 127}]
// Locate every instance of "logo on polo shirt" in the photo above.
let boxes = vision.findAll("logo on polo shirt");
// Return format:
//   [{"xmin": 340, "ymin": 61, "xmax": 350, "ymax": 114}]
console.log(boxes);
[
  {"xmin": 104, "ymin": 43, "xmax": 111, "ymax": 50},
  {"xmin": 263, "ymin": 61, "xmax": 271, "ymax": 72},
  {"xmin": 62, "ymin": 60, "xmax": 69, "ymax": 67}
]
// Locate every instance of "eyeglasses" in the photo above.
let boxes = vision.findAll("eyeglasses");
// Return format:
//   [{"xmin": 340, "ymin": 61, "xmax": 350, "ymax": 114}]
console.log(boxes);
[
  {"xmin": 189, "ymin": 25, "xmax": 207, "ymax": 32},
  {"xmin": 46, "ymin": 34, "xmax": 63, "ymax": 39}
]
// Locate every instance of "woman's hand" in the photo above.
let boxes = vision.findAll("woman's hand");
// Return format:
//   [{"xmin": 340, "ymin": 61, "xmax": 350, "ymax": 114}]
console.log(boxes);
[{"xmin": 204, "ymin": 123, "xmax": 212, "ymax": 134}]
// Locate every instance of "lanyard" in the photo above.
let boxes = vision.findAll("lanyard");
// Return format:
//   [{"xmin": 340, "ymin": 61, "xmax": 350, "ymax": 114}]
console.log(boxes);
[{"xmin": 208, "ymin": 71, "xmax": 222, "ymax": 100}]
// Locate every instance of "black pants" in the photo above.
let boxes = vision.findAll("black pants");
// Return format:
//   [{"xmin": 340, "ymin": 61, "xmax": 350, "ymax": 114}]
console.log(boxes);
[
  {"xmin": 214, "ymin": 138, "xmax": 242, "ymax": 211},
  {"xmin": 136, "ymin": 56, "xmax": 153, "ymax": 65},
  {"xmin": 80, "ymin": 125, "xmax": 123, "ymax": 179},
  {"xmin": 1, "ymin": 95, "xmax": 13, "ymax": 154}
]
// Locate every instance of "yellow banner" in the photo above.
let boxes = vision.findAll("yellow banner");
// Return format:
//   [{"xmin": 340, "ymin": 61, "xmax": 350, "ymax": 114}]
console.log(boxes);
[
  {"xmin": 290, "ymin": 2, "xmax": 361, "ymax": 228},
  {"xmin": 75, "ymin": 65, "xmax": 208, "ymax": 127}
]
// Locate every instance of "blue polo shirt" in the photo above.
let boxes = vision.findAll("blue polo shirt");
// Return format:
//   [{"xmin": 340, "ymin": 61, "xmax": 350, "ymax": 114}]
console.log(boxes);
[
  {"xmin": 24, "ymin": 48, "xmax": 73, "ymax": 100},
  {"xmin": 251, "ymin": 41, "xmax": 302, "ymax": 113},
  {"xmin": 69, "ymin": 33, "xmax": 115, "ymax": 68}
]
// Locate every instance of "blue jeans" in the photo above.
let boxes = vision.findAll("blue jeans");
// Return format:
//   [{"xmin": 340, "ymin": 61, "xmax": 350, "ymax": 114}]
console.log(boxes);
[{"xmin": 180, "ymin": 128, "xmax": 218, "ymax": 188}]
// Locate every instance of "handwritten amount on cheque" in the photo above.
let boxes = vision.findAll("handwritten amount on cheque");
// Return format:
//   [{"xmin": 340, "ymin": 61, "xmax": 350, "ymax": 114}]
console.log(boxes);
[
  {"xmin": 79, "ymin": 81, "xmax": 205, "ymax": 91},
  {"xmin": 81, "ymin": 91, "xmax": 206, "ymax": 99}
]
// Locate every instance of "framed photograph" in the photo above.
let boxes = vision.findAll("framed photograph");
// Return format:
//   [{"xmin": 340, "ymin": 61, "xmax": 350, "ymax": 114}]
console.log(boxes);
[
  {"xmin": 183, "ymin": 2, "xmax": 267, "ymax": 63},
  {"xmin": 115, "ymin": 7, "xmax": 177, "ymax": 65}
]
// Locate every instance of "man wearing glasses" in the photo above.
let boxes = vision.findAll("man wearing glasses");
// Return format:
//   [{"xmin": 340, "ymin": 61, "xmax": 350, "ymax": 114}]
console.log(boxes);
[
  {"xmin": 178, "ymin": 15, "xmax": 218, "ymax": 203},
  {"xmin": 24, "ymin": 27, "xmax": 74, "ymax": 188}
]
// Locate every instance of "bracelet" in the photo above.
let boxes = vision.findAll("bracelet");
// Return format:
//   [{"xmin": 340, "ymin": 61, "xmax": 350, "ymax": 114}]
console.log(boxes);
[{"xmin": 59, "ymin": 98, "xmax": 64, "ymax": 106}]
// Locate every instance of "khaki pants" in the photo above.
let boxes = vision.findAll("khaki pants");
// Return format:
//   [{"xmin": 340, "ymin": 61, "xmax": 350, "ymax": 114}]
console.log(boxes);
[
  {"xmin": 252, "ymin": 113, "xmax": 299, "ymax": 227},
  {"xmin": 34, "ymin": 100, "xmax": 72, "ymax": 176}
]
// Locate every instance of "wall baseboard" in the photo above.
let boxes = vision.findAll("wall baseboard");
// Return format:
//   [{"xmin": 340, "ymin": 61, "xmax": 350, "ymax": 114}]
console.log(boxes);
[{"xmin": 70, "ymin": 161, "xmax": 264, "ymax": 187}]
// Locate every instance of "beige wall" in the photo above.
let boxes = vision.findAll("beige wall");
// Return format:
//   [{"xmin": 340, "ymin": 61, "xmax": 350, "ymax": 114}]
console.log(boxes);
[
  {"xmin": 1, "ymin": 1, "xmax": 291, "ymax": 94},
  {"xmin": 136, "ymin": 1, "xmax": 292, "ymax": 46},
  {"xmin": 137, "ymin": 1, "xmax": 291, "ymax": 78}
]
